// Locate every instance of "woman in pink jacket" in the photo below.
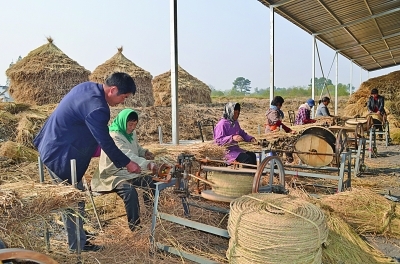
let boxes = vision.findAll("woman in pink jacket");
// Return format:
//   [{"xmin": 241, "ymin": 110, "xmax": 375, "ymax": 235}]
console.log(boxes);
[{"xmin": 213, "ymin": 102, "xmax": 257, "ymax": 165}]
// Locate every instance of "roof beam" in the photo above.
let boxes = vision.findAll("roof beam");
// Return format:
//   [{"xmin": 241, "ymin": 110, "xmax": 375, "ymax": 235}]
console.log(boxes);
[
  {"xmin": 363, "ymin": 57, "xmax": 398, "ymax": 68},
  {"xmin": 316, "ymin": 0, "xmax": 370, "ymax": 56},
  {"xmin": 364, "ymin": 0, "xmax": 392, "ymax": 58},
  {"xmin": 315, "ymin": 7, "xmax": 400, "ymax": 35},
  {"xmin": 353, "ymin": 46, "xmax": 400, "ymax": 60},
  {"xmin": 337, "ymin": 32, "xmax": 400, "ymax": 52},
  {"xmin": 271, "ymin": 0, "xmax": 296, "ymax": 8}
]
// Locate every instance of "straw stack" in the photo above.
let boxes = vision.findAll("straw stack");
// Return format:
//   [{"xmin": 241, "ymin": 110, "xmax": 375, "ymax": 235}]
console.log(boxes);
[
  {"xmin": 90, "ymin": 47, "xmax": 154, "ymax": 107},
  {"xmin": 152, "ymin": 65, "xmax": 212, "ymax": 106},
  {"xmin": 6, "ymin": 37, "xmax": 90, "ymax": 105},
  {"xmin": 344, "ymin": 70, "xmax": 400, "ymax": 127}
]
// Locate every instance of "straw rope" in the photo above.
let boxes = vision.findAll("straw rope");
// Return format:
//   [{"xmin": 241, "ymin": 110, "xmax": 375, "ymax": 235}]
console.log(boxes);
[
  {"xmin": 227, "ymin": 193, "xmax": 328, "ymax": 264},
  {"xmin": 207, "ymin": 171, "xmax": 254, "ymax": 198}
]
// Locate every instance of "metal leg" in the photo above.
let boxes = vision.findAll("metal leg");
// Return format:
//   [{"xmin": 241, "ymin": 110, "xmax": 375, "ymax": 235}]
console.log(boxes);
[
  {"xmin": 38, "ymin": 157, "xmax": 50, "ymax": 250},
  {"xmin": 368, "ymin": 128, "xmax": 373, "ymax": 158},
  {"xmin": 354, "ymin": 138, "xmax": 363, "ymax": 176},
  {"xmin": 83, "ymin": 180, "xmax": 103, "ymax": 232},
  {"xmin": 337, "ymin": 152, "xmax": 350, "ymax": 192},
  {"xmin": 181, "ymin": 197, "xmax": 190, "ymax": 217}
]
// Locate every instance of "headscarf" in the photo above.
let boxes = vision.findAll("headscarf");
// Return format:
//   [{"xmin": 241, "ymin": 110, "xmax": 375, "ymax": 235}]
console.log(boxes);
[
  {"xmin": 109, "ymin": 108, "xmax": 136, "ymax": 143},
  {"xmin": 267, "ymin": 105, "xmax": 285, "ymax": 119},
  {"xmin": 223, "ymin": 102, "xmax": 239, "ymax": 126}
]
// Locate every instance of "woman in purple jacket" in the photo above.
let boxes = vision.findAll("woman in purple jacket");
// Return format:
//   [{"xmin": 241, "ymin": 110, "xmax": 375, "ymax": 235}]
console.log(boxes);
[{"xmin": 214, "ymin": 102, "xmax": 257, "ymax": 165}]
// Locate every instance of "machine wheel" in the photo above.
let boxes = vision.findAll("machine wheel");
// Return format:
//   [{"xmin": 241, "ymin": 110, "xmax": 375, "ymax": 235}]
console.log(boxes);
[
  {"xmin": 335, "ymin": 129, "xmax": 348, "ymax": 166},
  {"xmin": 252, "ymin": 156, "xmax": 285, "ymax": 193},
  {"xmin": 0, "ymin": 248, "xmax": 58, "ymax": 264}
]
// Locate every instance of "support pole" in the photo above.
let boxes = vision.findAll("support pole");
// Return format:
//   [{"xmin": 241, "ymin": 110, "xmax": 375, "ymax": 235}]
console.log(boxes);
[
  {"xmin": 311, "ymin": 35, "xmax": 316, "ymax": 118},
  {"xmin": 335, "ymin": 52, "xmax": 338, "ymax": 116},
  {"xmin": 170, "ymin": 0, "xmax": 179, "ymax": 145},
  {"xmin": 158, "ymin": 126, "xmax": 163, "ymax": 144},
  {"xmin": 70, "ymin": 159, "xmax": 81, "ymax": 255},
  {"xmin": 350, "ymin": 60, "xmax": 353, "ymax": 95},
  {"xmin": 269, "ymin": 6, "xmax": 275, "ymax": 103}
]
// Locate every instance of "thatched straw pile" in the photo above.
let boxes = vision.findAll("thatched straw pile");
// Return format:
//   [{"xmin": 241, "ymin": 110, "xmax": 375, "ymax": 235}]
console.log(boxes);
[
  {"xmin": 0, "ymin": 141, "xmax": 38, "ymax": 163},
  {"xmin": 0, "ymin": 182, "xmax": 85, "ymax": 251},
  {"xmin": 89, "ymin": 47, "xmax": 154, "ymax": 107},
  {"xmin": 320, "ymin": 188, "xmax": 399, "ymax": 238},
  {"xmin": 152, "ymin": 65, "xmax": 212, "ymax": 106},
  {"xmin": 6, "ymin": 37, "xmax": 90, "ymax": 105},
  {"xmin": 343, "ymin": 70, "xmax": 400, "ymax": 127}
]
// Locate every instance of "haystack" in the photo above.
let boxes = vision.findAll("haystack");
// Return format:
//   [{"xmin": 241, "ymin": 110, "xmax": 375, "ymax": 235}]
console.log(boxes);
[
  {"xmin": 343, "ymin": 70, "xmax": 400, "ymax": 127},
  {"xmin": 152, "ymin": 65, "xmax": 212, "ymax": 106},
  {"xmin": 89, "ymin": 47, "xmax": 154, "ymax": 107},
  {"xmin": 5, "ymin": 37, "xmax": 90, "ymax": 105}
]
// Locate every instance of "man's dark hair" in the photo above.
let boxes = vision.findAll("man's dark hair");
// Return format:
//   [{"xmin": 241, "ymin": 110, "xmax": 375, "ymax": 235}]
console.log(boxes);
[
  {"xmin": 127, "ymin": 111, "xmax": 138, "ymax": 122},
  {"xmin": 234, "ymin": 103, "xmax": 241, "ymax": 111},
  {"xmin": 318, "ymin": 96, "xmax": 330, "ymax": 104},
  {"xmin": 371, "ymin": 88, "xmax": 378, "ymax": 95},
  {"xmin": 105, "ymin": 72, "xmax": 136, "ymax": 95},
  {"xmin": 271, "ymin": 96, "xmax": 284, "ymax": 106}
]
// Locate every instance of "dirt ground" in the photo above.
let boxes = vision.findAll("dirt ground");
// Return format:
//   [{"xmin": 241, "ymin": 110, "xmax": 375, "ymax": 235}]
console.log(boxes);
[
  {"xmin": 357, "ymin": 142, "xmax": 400, "ymax": 262},
  {"xmin": 0, "ymin": 96, "xmax": 400, "ymax": 263}
]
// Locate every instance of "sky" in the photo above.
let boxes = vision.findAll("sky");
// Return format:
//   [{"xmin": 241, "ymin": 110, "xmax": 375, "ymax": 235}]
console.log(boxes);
[{"xmin": 1, "ymin": 0, "xmax": 399, "ymax": 92}]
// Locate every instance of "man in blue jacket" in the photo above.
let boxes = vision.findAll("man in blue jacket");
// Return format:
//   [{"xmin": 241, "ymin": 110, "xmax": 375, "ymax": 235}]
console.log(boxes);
[{"xmin": 34, "ymin": 72, "xmax": 139, "ymax": 252}]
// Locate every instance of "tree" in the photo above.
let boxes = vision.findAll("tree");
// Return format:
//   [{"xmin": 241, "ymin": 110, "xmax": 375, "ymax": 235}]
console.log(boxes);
[
  {"xmin": 232, "ymin": 77, "xmax": 251, "ymax": 94},
  {"xmin": 309, "ymin": 77, "xmax": 333, "ymax": 94}
]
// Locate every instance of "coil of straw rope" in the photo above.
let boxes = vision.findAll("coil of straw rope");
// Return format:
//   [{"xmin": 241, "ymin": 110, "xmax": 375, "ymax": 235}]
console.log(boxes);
[{"xmin": 227, "ymin": 193, "xmax": 328, "ymax": 264}]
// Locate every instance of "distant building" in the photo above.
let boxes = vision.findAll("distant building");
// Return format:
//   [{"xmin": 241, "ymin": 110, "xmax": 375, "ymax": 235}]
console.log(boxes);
[{"xmin": 0, "ymin": 85, "xmax": 13, "ymax": 102}]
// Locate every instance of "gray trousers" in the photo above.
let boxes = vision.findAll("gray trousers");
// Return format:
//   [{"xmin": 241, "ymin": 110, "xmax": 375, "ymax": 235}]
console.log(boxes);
[
  {"xmin": 47, "ymin": 169, "xmax": 86, "ymax": 251},
  {"xmin": 114, "ymin": 176, "xmax": 155, "ymax": 231}
]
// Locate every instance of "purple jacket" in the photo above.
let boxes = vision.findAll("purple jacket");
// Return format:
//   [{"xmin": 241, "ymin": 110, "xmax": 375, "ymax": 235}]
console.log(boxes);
[{"xmin": 214, "ymin": 118, "xmax": 254, "ymax": 163}]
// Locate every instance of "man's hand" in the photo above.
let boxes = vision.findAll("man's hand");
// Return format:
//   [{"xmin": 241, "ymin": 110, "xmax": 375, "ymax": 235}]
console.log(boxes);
[
  {"xmin": 147, "ymin": 162, "xmax": 158, "ymax": 175},
  {"xmin": 233, "ymin": 135, "xmax": 244, "ymax": 142},
  {"xmin": 126, "ymin": 161, "xmax": 141, "ymax": 173},
  {"xmin": 250, "ymin": 138, "xmax": 258, "ymax": 144},
  {"xmin": 290, "ymin": 130, "xmax": 297, "ymax": 134},
  {"xmin": 145, "ymin": 151, "xmax": 154, "ymax": 160}
]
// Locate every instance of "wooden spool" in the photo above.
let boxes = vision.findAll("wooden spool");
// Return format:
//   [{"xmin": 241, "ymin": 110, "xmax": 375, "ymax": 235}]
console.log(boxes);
[
  {"xmin": 345, "ymin": 118, "xmax": 369, "ymax": 130},
  {"xmin": 295, "ymin": 126, "xmax": 336, "ymax": 167},
  {"xmin": 200, "ymin": 166, "xmax": 255, "ymax": 202}
]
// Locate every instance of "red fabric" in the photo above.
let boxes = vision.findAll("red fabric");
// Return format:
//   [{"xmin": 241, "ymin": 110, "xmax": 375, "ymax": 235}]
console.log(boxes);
[{"xmin": 92, "ymin": 145, "xmax": 101, "ymax": 157}]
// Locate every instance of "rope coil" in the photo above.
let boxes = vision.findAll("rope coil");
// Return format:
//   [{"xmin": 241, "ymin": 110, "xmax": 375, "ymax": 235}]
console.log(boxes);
[{"xmin": 227, "ymin": 193, "xmax": 328, "ymax": 264}]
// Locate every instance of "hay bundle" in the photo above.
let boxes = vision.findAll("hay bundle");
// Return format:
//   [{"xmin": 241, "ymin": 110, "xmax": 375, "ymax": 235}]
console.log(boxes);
[
  {"xmin": 0, "ymin": 141, "xmax": 38, "ymax": 162},
  {"xmin": 320, "ymin": 188, "xmax": 399, "ymax": 238},
  {"xmin": 322, "ymin": 212, "xmax": 394, "ymax": 264},
  {"xmin": 0, "ymin": 181, "xmax": 85, "ymax": 250},
  {"xmin": 6, "ymin": 37, "xmax": 90, "ymax": 105},
  {"xmin": 16, "ymin": 113, "xmax": 47, "ymax": 148},
  {"xmin": 89, "ymin": 47, "xmax": 154, "ymax": 107},
  {"xmin": 152, "ymin": 65, "xmax": 211, "ymax": 106},
  {"xmin": 344, "ymin": 70, "xmax": 400, "ymax": 127},
  {"xmin": 227, "ymin": 193, "xmax": 328, "ymax": 264},
  {"xmin": 0, "ymin": 111, "xmax": 18, "ymax": 142}
]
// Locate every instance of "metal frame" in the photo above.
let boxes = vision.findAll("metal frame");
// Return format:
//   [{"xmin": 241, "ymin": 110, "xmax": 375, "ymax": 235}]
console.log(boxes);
[
  {"xmin": 352, "ymin": 138, "xmax": 366, "ymax": 176},
  {"xmin": 368, "ymin": 122, "xmax": 391, "ymax": 158},
  {"xmin": 267, "ymin": 152, "xmax": 352, "ymax": 192},
  {"xmin": 150, "ymin": 179, "xmax": 229, "ymax": 264}
]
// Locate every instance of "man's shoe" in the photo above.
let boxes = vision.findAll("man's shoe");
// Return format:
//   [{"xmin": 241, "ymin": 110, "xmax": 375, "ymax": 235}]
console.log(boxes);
[
  {"xmin": 69, "ymin": 242, "xmax": 103, "ymax": 253},
  {"xmin": 82, "ymin": 242, "xmax": 103, "ymax": 252}
]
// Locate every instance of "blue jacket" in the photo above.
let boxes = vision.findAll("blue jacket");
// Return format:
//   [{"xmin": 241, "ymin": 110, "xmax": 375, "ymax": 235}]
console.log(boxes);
[{"xmin": 33, "ymin": 82, "xmax": 130, "ymax": 183}]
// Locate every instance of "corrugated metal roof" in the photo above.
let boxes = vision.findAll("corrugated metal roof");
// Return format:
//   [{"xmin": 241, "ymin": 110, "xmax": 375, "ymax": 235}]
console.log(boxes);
[{"xmin": 257, "ymin": 0, "xmax": 400, "ymax": 71}]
